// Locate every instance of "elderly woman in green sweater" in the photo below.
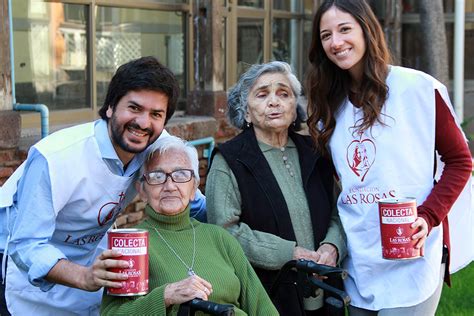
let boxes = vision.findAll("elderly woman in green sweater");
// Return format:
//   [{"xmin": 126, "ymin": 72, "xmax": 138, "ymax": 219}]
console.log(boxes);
[
  {"xmin": 101, "ymin": 136, "xmax": 277, "ymax": 316},
  {"xmin": 206, "ymin": 61, "xmax": 347, "ymax": 316}
]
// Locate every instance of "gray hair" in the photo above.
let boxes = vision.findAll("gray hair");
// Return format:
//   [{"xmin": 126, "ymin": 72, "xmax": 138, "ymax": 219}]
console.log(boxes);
[
  {"xmin": 139, "ymin": 135, "xmax": 200, "ymax": 187},
  {"xmin": 227, "ymin": 61, "xmax": 305, "ymax": 130}
]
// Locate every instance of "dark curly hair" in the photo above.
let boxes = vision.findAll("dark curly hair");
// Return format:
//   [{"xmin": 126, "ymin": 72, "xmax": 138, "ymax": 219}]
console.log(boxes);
[{"xmin": 98, "ymin": 56, "xmax": 179, "ymax": 125}]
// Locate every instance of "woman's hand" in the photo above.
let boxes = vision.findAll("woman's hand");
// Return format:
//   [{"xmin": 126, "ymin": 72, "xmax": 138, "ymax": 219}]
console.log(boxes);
[
  {"xmin": 411, "ymin": 217, "xmax": 429, "ymax": 250},
  {"xmin": 293, "ymin": 246, "xmax": 316, "ymax": 262},
  {"xmin": 293, "ymin": 244, "xmax": 338, "ymax": 267},
  {"xmin": 314, "ymin": 243, "xmax": 338, "ymax": 267},
  {"xmin": 164, "ymin": 275, "xmax": 213, "ymax": 307},
  {"xmin": 83, "ymin": 249, "xmax": 129, "ymax": 291}
]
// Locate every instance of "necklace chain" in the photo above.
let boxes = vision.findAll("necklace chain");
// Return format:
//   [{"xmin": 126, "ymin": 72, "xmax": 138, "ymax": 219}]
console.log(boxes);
[{"xmin": 153, "ymin": 221, "xmax": 196, "ymax": 276}]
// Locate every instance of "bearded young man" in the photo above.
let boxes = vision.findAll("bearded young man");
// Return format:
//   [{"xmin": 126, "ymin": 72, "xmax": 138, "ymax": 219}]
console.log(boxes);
[{"xmin": 0, "ymin": 56, "xmax": 206, "ymax": 315}]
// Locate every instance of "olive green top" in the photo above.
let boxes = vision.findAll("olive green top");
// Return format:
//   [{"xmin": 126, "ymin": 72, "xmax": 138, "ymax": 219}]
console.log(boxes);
[
  {"xmin": 207, "ymin": 139, "xmax": 346, "ymax": 270},
  {"xmin": 206, "ymin": 139, "xmax": 347, "ymax": 310}
]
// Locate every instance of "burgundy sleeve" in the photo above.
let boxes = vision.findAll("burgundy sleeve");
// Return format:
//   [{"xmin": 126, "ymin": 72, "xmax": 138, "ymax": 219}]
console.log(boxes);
[{"xmin": 417, "ymin": 89, "xmax": 472, "ymax": 232}]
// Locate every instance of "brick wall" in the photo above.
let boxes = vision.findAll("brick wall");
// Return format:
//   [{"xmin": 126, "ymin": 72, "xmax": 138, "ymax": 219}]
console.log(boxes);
[
  {"xmin": 0, "ymin": 148, "xmax": 26, "ymax": 185},
  {"xmin": 0, "ymin": 110, "xmax": 22, "ymax": 185}
]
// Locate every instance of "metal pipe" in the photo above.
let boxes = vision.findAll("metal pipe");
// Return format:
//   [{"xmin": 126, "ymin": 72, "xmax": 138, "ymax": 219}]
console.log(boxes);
[
  {"xmin": 188, "ymin": 137, "xmax": 215, "ymax": 166},
  {"xmin": 454, "ymin": 0, "xmax": 465, "ymax": 120},
  {"xmin": 13, "ymin": 104, "xmax": 49, "ymax": 138},
  {"xmin": 8, "ymin": 0, "xmax": 50, "ymax": 138},
  {"xmin": 8, "ymin": 0, "xmax": 15, "ymax": 103}
]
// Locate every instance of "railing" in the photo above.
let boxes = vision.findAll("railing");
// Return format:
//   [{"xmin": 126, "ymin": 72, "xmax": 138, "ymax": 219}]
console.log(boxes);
[
  {"xmin": 188, "ymin": 137, "xmax": 215, "ymax": 167},
  {"xmin": 13, "ymin": 104, "xmax": 49, "ymax": 139}
]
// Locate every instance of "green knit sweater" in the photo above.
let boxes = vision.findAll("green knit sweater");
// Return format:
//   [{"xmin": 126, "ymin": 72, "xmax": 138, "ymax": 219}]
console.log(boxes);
[{"xmin": 101, "ymin": 205, "xmax": 278, "ymax": 316}]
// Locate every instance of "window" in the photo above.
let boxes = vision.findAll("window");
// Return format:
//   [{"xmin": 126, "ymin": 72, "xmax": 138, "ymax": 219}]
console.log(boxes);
[
  {"xmin": 238, "ymin": 0, "xmax": 263, "ymax": 9},
  {"xmin": 237, "ymin": 18, "xmax": 264, "ymax": 77},
  {"xmin": 273, "ymin": 0, "xmax": 299, "ymax": 12},
  {"xmin": 13, "ymin": 2, "xmax": 88, "ymax": 111},
  {"xmin": 12, "ymin": 0, "xmax": 190, "ymax": 127},
  {"xmin": 225, "ymin": 1, "xmax": 312, "ymax": 86},
  {"xmin": 95, "ymin": 7, "xmax": 185, "ymax": 108},
  {"xmin": 302, "ymin": 19, "xmax": 314, "ymax": 76},
  {"xmin": 272, "ymin": 18, "xmax": 300, "ymax": 74}
]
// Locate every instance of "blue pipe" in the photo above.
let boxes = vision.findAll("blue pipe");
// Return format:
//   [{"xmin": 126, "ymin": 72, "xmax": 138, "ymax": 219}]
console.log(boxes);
[
  {"xmin": 13, "ymin": 104, "xmax": 49, "ymax": 138},
  {"xmin": 188, "ymin": 137, "xmax": 215, "ymax": 166},
  {"xmin": 8, "ymin": 0, "xmax": 50, "ymax": 138},
  {"xmin": 8, "ymin": 0, "xmax": 15, "ymax": 103}
]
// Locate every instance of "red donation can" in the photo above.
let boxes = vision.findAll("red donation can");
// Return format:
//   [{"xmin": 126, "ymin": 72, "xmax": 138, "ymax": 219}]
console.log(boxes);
[
  {"xmin": 378, "ymin": 198, "xmax": 422, "ymax": 260},
  {"xmin": 107, "ymin": 228, "xmax": 149, "ymax": 296}
]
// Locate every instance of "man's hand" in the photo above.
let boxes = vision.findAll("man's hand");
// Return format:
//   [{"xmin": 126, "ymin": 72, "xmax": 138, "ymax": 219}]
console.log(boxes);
[
  {"xmin": 46, "ymin": 249, "xmax": 129, "ymax": 292},
  {"xmin": 83, "ymin": 249, "xmax": 130, "ymax": 291}
]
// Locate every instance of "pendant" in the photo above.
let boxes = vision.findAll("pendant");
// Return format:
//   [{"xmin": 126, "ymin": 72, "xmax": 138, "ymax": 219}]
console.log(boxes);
[{"xmin": 188, "ymin": 269, "xmax": 195, "ymax": 276}]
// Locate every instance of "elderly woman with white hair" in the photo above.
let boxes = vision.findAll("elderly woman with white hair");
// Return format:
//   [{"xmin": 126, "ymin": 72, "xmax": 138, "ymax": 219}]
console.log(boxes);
[
  {"xmin": 101, "ymin": 136, "xmax": 277, "ymax": 315},
  {"xmin": 206, "ymin": 61, "xmax": 347, "ymax": 316}
]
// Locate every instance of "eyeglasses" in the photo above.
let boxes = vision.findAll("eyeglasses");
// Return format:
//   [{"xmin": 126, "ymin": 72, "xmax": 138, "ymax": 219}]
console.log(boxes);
[{"xmin": 143, "ymin": 169, "xmax": 194, "ymax": 185}]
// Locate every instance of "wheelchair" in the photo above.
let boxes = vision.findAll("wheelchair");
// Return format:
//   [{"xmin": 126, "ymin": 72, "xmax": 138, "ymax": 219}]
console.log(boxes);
[
  {"xmin": 270, "ymin": 259, "xmax": 351, "ymax": 315},
  {"xmin": 178, "ymin": 298, "xmax": 235, "ymax": 316},
  {"xmin": 176, "ymin": 259, "xmax": 349, "ymax": 315}
]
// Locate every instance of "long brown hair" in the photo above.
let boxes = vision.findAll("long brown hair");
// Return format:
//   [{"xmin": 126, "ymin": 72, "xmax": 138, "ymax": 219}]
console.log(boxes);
[{"xmin": 306, "ymin": 0, "xmax": 392, "ymax": 156}]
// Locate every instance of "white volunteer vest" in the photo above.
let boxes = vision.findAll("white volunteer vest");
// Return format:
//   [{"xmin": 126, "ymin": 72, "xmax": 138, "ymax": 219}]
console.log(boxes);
[
  {"xmin": 6, "ymin": 122, "xmax": 135, "ymax": 315},
  {"xmin": 329, "ymin": 66, "xmax": 470, "ymax": 309}
]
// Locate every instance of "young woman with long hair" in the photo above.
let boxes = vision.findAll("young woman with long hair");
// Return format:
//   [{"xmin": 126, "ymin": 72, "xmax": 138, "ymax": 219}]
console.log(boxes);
[{"xmin": 306, "ymin": 0, "xmax": 472, "ymax": 314}]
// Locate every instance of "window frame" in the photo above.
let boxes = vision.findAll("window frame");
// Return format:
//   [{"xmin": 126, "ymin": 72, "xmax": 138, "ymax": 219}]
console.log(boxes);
[
  {"xmin": 16, "ymin": 0, "xmax": 193, "ymax": 129},
  {"xmin": 223, "ymin": 0, "xmax": 312, "ymax": 88}
]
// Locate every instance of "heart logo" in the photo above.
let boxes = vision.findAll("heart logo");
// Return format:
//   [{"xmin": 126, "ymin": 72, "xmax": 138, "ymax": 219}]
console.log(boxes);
[
  {"xmin": 346, "ymin": 138, "xmax": 376, "ymax": 182},
  {"xmin": 97, "ymin": 192, "xmax": 125, "ymax": 226}
]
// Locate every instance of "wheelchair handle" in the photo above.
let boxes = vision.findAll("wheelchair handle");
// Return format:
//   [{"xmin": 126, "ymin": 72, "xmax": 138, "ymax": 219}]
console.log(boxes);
[
  {"xmin": 295, "ymin": 259, "xmax": 348, "ymax": 279},
  {"xmin": 179, "ymin": 298, "xmax": 235, "ymax": 316},
  {"xmin": 269, "ymin": 259, "xmax": 351, "ymax": 309},
  {"xmin": 309, "ymin": 275, "xmax": 351, "ymax": 306}
]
